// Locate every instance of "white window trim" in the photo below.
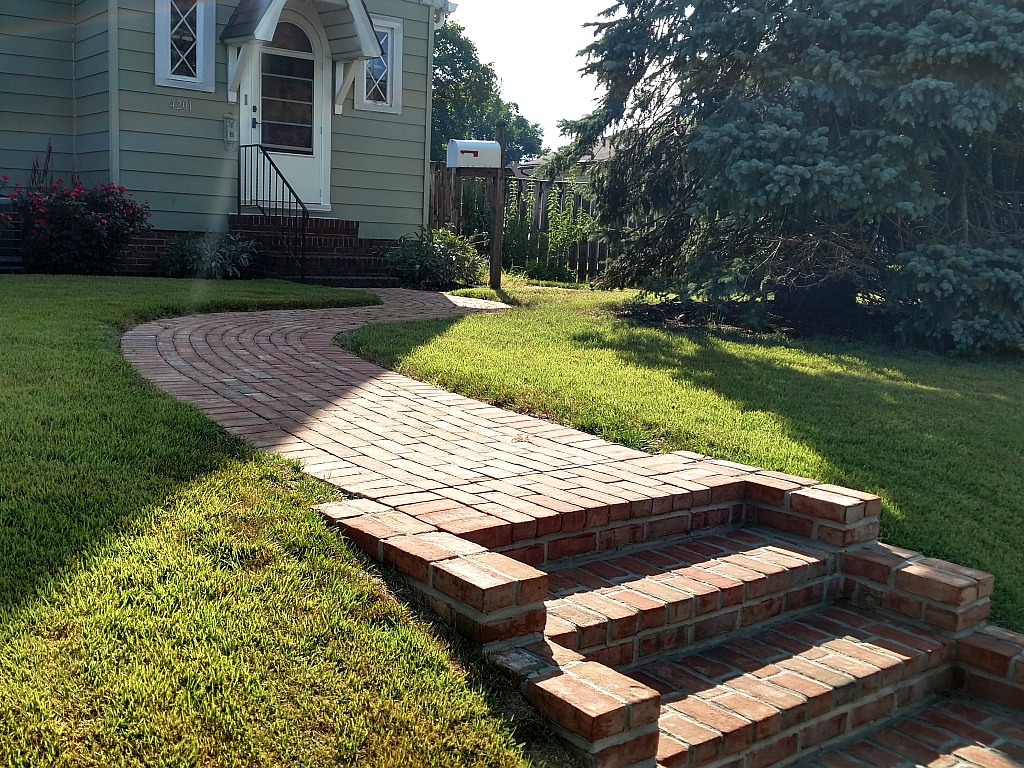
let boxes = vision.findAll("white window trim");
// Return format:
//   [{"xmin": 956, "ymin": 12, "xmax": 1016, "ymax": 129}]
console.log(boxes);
[
  {"xmin": 355, "ymin": 17, "xmax": 403, "ymax": 115},
  {"xmin": 155, "ymin": 0, "xmax": 216, "ymax": 92}
]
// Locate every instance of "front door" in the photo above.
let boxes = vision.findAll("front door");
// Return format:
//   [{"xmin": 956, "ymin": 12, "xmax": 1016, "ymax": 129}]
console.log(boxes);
[{"xmin": 241, "ymin": 12, "xmax": 331, "ymax": 207}]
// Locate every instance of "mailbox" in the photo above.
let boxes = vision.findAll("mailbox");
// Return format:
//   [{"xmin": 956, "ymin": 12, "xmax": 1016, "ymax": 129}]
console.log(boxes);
[{"xmin": 447, "ymin": 139, "xmax": 502, "ymax": 169}]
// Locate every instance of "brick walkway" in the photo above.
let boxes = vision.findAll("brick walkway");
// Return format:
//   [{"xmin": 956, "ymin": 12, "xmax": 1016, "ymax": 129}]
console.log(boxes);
[
  {"xmin": 121, "ymin": 289, "xmax": 645, "ymax": 505},
  {"xmin": 122, "ymin": 289, "xmax": 1024, "ymax": 768}
]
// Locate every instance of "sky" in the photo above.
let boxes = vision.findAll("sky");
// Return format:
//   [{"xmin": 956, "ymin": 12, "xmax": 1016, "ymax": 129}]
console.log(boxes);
[{"xmin": 447, "ymin": 0, "xmax": 612, "ymax": 150}]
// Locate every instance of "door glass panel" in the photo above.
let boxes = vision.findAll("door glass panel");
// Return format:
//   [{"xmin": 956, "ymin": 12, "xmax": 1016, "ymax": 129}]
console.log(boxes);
[
  {"xmin": 261, "ymin": 52, "xmax": 314, "ymax": 154},
  {"xmin": 270, "ymin": 21, "xmax": 313, "ymax": 53}
]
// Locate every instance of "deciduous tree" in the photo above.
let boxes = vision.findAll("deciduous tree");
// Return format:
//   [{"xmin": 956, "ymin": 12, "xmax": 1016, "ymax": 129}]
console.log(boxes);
[{"xmin": 432, "ymin": 22, "xmax": 544, "ymax": 163}]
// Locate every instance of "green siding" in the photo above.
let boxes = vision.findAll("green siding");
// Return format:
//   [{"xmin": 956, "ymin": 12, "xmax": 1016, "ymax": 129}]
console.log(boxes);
[
  {"xmin": 335, "ymin": 0, "xmax": 431, "ymax": 239},
  {"xmin": 0, "ymin": 1, "xmax": 75, "ymax": 179},
  {"xmin": 114, "ymin": 0, "xmax": 238, "ymax": 231},
  {"xmin": 74, "ymin": 0, "xmax": 111, "ymax": 185}
]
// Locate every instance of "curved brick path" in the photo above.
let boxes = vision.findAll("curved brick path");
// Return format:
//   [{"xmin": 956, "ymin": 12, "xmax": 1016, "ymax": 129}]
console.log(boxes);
[{"xmin": 121, "ymin": 288, "xmax": 646, "ymax": 502}]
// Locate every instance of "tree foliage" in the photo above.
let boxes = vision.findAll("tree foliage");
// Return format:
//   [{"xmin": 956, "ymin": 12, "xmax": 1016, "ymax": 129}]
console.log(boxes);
[
  {"xmin": 432, "ymin": 22, "xmax": 544, "ymax": 164},
  {"xmin": 560, "ymin": 0, "xmax": 1024, "ymax": 350}
]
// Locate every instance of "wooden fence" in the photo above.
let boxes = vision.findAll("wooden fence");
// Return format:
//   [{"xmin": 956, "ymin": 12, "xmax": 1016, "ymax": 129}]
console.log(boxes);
[{"xmin": 428, "ymin": 163, "xmax": 613, "ymax": 283}]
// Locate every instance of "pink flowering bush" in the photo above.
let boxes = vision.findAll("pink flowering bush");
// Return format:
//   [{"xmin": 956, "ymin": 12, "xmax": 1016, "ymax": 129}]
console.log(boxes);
[{"xmin": 11, "ymin": 180, "xmax": 152, "ymax": 274}]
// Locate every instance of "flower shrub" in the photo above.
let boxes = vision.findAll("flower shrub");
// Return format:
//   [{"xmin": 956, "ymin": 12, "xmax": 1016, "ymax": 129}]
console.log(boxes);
[
  {"xmin": 158, "ymin": 232, "xmax": 257, "ymax": 279},
  {"xmin": 11, "ymin": 180, "xmax": 152, "ymax": 274},
  {"xmin": 384, "ymin": 228, "xmax": 486, "ymax": 290}
]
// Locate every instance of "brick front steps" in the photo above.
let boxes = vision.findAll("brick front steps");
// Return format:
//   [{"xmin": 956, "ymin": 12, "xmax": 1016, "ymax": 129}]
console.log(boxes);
[
  {"xmin": 229, "ymin": 214, "xmax": 397, "ymax": 286},
  {"xmin": 318, "ymin": 450, "xmax": 1023, "ymax": 768},
  {"xmin": 799, "ymin": 696, "xmax": 1024, "ymax": 768},
  {"xmin": 640, "ymin": 608, "xmax": 954, "ymax": 767},
  {"xmin": 542, "ymin": 530, "xmax": 840, "ymax": 668}
]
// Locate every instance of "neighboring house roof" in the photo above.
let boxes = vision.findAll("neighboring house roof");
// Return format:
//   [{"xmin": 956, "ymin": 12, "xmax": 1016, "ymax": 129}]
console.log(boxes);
[
  {"xmin": 221, "ymin": 0, "xmax": 382, "ymax": 60},
  {"xmin": 510, "ymin": 139, "xmax": 614, "ymax": 179}
]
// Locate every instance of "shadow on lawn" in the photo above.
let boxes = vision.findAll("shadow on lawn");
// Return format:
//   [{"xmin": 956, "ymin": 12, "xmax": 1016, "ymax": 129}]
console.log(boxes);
[
  {"xmin": 0, "ymin": 363, "xmax": 253, "ymax": 616},
  {"xmin": 340, "ymin": 311, "xmax": 1023, "ymax": 631}
]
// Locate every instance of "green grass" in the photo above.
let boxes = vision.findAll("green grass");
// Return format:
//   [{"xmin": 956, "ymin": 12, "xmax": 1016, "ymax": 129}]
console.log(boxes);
[
  {"xmin": 342, "ymin": 285, "xmax": 1024, "ymax": 633},
  {"xmin": 0, "ymin": 275, "xmax": 563, "ymax": 768}
]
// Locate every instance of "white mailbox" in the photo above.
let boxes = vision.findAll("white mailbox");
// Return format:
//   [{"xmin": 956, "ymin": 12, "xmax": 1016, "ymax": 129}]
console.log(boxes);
[{"xmin": 447, "ymin": 139, "xmax": 502, "ymax": 169}]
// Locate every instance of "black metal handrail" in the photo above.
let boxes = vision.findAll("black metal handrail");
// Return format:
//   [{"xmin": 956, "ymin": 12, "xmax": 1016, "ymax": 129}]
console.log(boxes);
[{"xmin": 238, "ymin": 144, "xmax": 310, "ymax": 282}]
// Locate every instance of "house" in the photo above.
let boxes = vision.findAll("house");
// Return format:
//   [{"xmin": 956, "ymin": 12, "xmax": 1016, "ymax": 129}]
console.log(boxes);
[
  {"xmin": 0, "ymin": 0, "xmax": 454, "ymax": 280},
  {"xmin": 508, "ymin": 137, "xmax": 613, "ymax": 180}
]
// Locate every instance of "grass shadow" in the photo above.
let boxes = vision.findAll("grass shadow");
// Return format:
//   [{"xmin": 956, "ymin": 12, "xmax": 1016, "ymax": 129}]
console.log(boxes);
[
  {"xmin": 0, "ymin": 275, "xmax": 378, "ymax": 619},
  {"xmin": 336, "ymin": 292, "xmax": 1024, "ymax": 631}
]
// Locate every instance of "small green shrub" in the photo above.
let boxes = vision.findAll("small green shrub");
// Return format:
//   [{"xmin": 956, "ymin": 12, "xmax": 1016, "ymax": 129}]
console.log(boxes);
[
  {"xmin": 384, "ymin": 228, "xmax": 486, "ymax": 290},
  {"xmin": 158, "ymin": 232, "xmax": 257, "ymax": 279},
  {"xmin": 890, "ymin": 242, "xmax": 1024, "ymax": 352},
  {"xmin": 11, "ymin": 181, "xmax": 152, "ymax": 274}
]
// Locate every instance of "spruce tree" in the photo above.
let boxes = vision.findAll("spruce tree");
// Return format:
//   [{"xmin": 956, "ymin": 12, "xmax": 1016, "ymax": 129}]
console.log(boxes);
[{"xmin": 562, "ymin": 0, "xmax": 1024, "ymax": 349}]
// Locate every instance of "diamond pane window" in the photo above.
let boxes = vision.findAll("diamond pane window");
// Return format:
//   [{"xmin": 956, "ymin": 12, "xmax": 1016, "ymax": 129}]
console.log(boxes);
[
  {"xmin": 356, "ymin": 20, "xmax": 402, "ymax": 114},
  {"xmin": 156, "ymin": 0, "xmax": 214, "ymax": 91},
  {"xmin": 170, "ymin": 0, "xmax": 198, "ymax": 79},
  {"xmin": 366, "ymin": 30, "xmax": 390, "ymax": 104}
]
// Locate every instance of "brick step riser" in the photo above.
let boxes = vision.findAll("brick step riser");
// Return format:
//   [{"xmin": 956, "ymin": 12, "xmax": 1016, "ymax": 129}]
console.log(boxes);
[
  {"xmin": 658, "ymin": 665, "xmax": 954, "ymax": 768},
  {"xmin": 547, "ymin": 578, "xmax": 842, "ymax": 672},
  {"xmin": 804, "ymin": 697, "xmax": 1024, "ymax": 768},
  {"xmin": 640, "ymin": 609, "xmax": 959, "ymax": 768},
  {"xmin": 496, "ymin": 500, "xmax": 749, "ymax": 568},
  {"xmin": 232, "ymin": 234, "xmax": 374, "ymax": 250},
  {"xmin": 303, "ymin": 276, "xmax": 400, "ymax": 288},
  {"xmin": 538, "ymin": 529, "xmax": 842, "ymax": 671},
  {"xmin": 257, "ymin": 257, "xmax": 387, "ymax": 272},
  {"xmin": 259, "ymin": 276, "xmax": 399, "ymax": 289},
  {"xmin": 230, "ymin": 214, "xmax": 360, "ymax": 236},
  {"xmin": 252, "ymin": 263, "xmax": 388, "ymax": 278}
]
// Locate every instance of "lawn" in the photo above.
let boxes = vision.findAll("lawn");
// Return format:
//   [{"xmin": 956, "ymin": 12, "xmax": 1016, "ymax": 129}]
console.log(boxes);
[
  {"xmin": 342, "ymin": 284, "xmax": 1024, "ymax": 633},
  {"xmin": 0, "ymin": 276, "xmax": 560, "ymax": 768}
]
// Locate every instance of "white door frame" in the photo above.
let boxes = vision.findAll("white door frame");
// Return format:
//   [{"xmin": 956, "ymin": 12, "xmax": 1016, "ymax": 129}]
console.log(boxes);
[{"xmin": 240, "ymin": 6, "xmax": 332, "ymax": 210}]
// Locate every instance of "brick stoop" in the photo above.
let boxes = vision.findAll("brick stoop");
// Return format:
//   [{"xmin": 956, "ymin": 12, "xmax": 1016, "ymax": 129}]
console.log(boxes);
[
  {"xmin": 229, "ymin": 214, "xmax": 397, "ymax": 285},
  {"xmin": 638, "ymin": 607, "xmax": 956, "ymax": 768},
  {"xmin": 315, "ymin": 448, "xmax": 1023, "ymax": 768}
]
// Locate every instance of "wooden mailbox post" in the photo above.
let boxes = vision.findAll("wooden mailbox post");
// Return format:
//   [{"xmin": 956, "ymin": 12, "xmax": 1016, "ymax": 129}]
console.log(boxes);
[{"xmin": 446, "ymin": 122, "xmax": 507, "ymax": 290}]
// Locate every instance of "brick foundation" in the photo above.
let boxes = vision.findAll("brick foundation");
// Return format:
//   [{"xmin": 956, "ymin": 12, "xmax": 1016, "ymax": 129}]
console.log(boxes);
[
  {"xmin": 118, "ymin": 229, "xmax": 176, "ymax": 276},
  {"xmin": 11, "ymin": 218, "xmax": 398, "ymax": 282}
]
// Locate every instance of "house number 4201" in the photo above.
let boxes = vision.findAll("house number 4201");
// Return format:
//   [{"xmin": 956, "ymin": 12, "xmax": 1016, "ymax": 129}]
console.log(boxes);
[{"xmin": 169, "ymin": 98, "xmax": 193, "ymax": 111}]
